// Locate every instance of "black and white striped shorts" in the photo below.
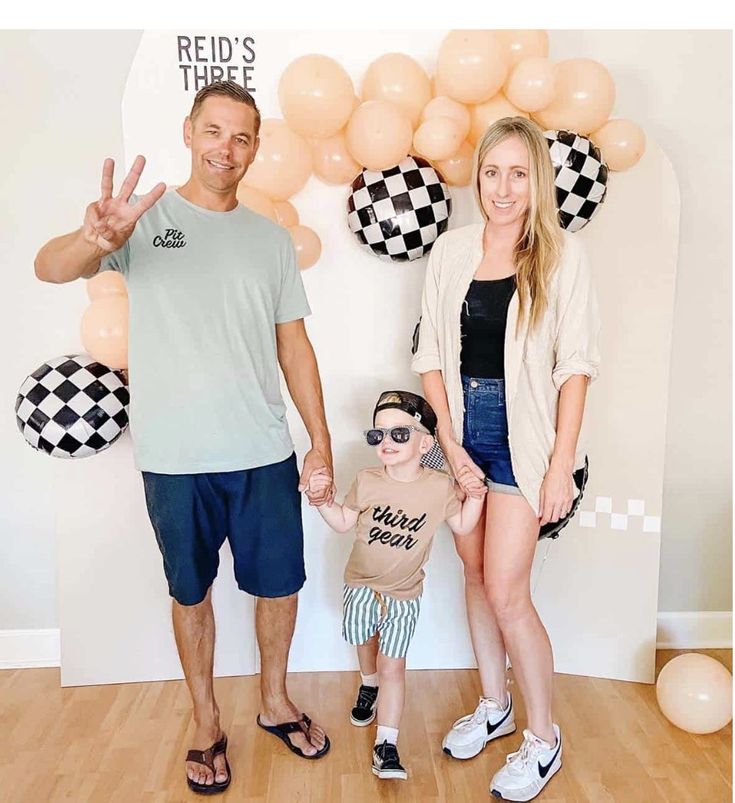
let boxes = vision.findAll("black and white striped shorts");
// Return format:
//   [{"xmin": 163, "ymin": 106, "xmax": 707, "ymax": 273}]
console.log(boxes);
[{"xmin": 342, "ymin": 584, "xmax": 422, "ymax": 659}]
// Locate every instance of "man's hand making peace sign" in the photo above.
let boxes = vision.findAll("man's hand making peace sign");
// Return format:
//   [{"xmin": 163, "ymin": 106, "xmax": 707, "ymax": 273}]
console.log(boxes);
[
  {"xmin": 35, "ymin": 155, "xmax": 165, "ymax": 283},
  {"xmin": 83, "ymin": 155, "xmax": 166, "ymax": 254}
]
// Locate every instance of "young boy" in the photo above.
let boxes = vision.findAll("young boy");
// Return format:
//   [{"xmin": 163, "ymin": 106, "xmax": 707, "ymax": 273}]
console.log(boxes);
[{"xmin": 307, "ymin": 390, "xmax": 486, "ymax": 780}]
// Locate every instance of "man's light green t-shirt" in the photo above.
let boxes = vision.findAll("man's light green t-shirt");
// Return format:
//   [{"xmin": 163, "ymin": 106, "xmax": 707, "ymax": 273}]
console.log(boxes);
[{"xmin": 100, "ymin": 189, "xmax": 311, "ymax": 474}]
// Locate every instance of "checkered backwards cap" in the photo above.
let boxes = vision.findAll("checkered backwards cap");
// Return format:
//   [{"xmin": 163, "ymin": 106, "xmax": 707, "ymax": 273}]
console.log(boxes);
[{"xmin": 372, "ymin": 390, "xmax": 438, "ymax": 436}]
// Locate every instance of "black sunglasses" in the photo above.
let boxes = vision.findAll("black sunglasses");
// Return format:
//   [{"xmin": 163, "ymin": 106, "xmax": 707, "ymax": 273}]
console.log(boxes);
[{"xmin": 363, "ymin": 426, "xmax": 428, "ymax": 446}]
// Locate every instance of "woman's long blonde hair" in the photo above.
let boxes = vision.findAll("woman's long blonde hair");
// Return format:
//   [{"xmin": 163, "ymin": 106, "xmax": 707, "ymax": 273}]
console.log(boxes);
[{"xmin": 473, "ymin": 117, "xmax": 563, "ymax": 332}]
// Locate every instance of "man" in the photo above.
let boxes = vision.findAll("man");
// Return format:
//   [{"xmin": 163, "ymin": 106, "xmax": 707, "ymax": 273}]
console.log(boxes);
[{"xmin": 35, "ymin": 80, "xmax": 335, "ymax": 795}]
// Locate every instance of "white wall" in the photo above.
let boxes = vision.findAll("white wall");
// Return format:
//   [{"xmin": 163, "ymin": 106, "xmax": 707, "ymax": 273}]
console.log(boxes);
[
  {"xmin": 0, "ymin": 29, "xmax": 730, "ymax": 635},
  {"xmin": 0, "ymin": 30, "xmax": 142, "ymax": 629}
]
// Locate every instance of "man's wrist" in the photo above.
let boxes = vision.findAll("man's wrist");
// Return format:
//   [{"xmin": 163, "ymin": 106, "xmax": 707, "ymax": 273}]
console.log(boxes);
[
  {"xmin": 76, "ymin": 229, "xmax": 107, "ymax": 268},
  {"xmin": 309, "ymin": 432, "xmax": 332, "ymax": 453}
]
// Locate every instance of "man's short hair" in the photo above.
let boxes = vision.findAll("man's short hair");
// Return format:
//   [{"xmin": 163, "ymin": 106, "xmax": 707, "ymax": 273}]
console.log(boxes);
[{"xmin": 189, "ymin": 80, "xmax": 261, "ymax": 137}]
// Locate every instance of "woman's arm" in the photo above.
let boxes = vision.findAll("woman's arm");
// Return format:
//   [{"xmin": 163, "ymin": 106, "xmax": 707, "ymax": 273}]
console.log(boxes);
[
  {"xmin": 551, "ymin": 375, "xmax": 588, "ymax": 474},
  {"xmin": 539, "ymin": 375, "xmax": 588, "ymax": 525},
  {"xmin": 540, "ymin": 238, "xmax": 600, "ymax": 524},
  {"xmin": 421, "ymin": 371, "xmax": 486, "ymax": 498},
  {"xmin": 550, "ymin": 238, "xmax": 601, "ymax": 391},
  {"xmin": 420, "ymin": 370, "xmax": 455, "ymax": 452}
]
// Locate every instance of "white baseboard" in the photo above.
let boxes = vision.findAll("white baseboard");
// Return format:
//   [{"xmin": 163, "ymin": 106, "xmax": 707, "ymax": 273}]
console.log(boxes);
[
  {"xmin": 657, "ymin": 611, "xmax": 732, "ymax": 649},
  {"xmin": 0, "ymin": 618, "xmax": 730, "ymax": 671},
  {"xmin": 0, "ymin": 629, "xmax": 60, "ymax": 669}
]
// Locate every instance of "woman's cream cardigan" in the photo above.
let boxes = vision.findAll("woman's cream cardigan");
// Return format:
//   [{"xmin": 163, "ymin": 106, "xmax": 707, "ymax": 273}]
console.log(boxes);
[{"xmin": 411, "ymin": 223, "xmax": 601, "ymax": 516}]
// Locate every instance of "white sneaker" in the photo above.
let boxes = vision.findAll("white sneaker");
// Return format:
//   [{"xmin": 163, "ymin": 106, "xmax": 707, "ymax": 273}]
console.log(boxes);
[
  {"xmin": 442, "ymin": 693, "xmax": 516, "ymax": 759},
  {"xmin": 490, "ymin": 724, "xmax": 562, "ymax": 801}
]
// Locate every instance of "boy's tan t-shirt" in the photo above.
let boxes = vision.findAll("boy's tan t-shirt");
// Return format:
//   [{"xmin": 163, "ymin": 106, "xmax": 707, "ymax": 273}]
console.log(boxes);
[{"xmin": 343, "ymin": 466, "xmax": 462, "ymax": 600}]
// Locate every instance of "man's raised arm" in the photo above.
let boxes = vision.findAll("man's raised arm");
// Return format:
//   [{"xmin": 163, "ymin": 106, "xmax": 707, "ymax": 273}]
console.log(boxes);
[{"xmin": 34, "ymin": 155, "xmax": 165, "ymax": 284}]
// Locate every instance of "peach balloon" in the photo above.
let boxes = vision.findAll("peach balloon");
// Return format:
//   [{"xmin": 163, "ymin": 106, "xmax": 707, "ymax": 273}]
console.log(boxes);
[
  {"xmin": 273, "ymin": 201, "xmax": 299, "ymax": 228},
  {"xmin": 278, "ymin": 54, "xmax": 355, "ymax": 139},
  {"xmin": 434, "ymin": 140, "xmax": 474, "ymax": 186},
  {"xmin": 236, "ymin": 184, "xmax": 277, "ymax": 221},
  {"xmin": 86, "ymin": 270, "xmax": 127, "ymax": 301},
  {"xmin": 504, "ymin": 57, "xmax": 557, "ymax": 113},
  {"xmin": 241, "ymin": 119, "xmax": 312, "ymax": 201},
  {"xmin": 470, "ymin": 95, "xmax": 529, "ymax": 146},
  {"xmin": 80, "ymin": 296, "xmax": 129, "ymax": 370},
  {"xmin": 436, "ymin": 30, "xmax": 510, "ymax": 105},
  {"xmin": 345, "ymin": 101, "xmax": 413, "ymax": 171},
  {"xmin": 421, "ymin": 96, "xmax": 471, "ymax": 142},
  {"xmin": 311, "ymin": 132, "xmax": 362, "ymax": 184},
  {"xmin": 656, "ymin": 653, "xmax": 733, "ymax": 734},
  {"xmin": 289, "ymin": 225, "xmax": 321, "ymax": 270},
  {"xmin": 590, "ymin": 118, "xmax": 646, "ymax": 171},
  {"xmin": 361, "ymin": 53, "xmax": 431, "ymax": 128},
  {"xmin": 499, "ymin": 30, "xmax": 549, "ymax": 66},
  {"xmin": 413, "ymin": 116, "xmax": 465, "ymax": 161},
  {"xmin": 533, "ymin": 58, "xmax": 616, "ymax": 136}
]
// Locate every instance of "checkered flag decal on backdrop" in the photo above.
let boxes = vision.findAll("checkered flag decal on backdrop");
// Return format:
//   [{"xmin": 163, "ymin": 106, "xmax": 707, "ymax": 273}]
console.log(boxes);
[
  {"xmin": 544, "ymin": 130, "xmax": 608, "ymax": 233},
  {"xmin": 15, "ymin": 354, "xmax": 129, "ymax": 459},
  {"xmin": 347, "ymin": 155, "xmax": 452, "ymax": 262}
]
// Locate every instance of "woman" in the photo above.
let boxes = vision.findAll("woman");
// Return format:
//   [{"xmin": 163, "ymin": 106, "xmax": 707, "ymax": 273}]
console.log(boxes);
[{"xmin": 411, "ymin": 116, "xmax": 600, "ymax": 801}]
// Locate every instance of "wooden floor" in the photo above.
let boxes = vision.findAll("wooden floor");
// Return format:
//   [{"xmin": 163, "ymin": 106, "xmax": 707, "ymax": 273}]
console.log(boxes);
[{"xmin": 1, "ymin": 650, "xmax": 730, "ymax": 803}]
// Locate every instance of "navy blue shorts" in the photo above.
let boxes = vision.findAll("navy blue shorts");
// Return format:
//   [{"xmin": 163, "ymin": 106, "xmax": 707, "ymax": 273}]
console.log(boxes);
[
  {"xmin": 461, "ymin": 375, "xmax": 522, "ymax": 495},
  {"xmin": 141, "ymin": 452, "xmax": 306, "ymax": 606}
]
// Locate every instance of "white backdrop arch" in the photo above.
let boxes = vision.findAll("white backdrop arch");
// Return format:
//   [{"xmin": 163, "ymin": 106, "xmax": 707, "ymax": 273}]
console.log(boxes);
[{"xmin": 57, "ymin": 30, "xmax": 678, "ymax": 686}]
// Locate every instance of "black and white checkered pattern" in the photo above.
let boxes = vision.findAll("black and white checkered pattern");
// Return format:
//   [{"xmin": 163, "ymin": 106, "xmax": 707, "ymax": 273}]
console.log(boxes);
[
  {"xmin": 347, "ymin": 155, "xmax": 452, "ymax": 262},
  {"xmin": 15, "ymin": 355, "xmax": 129, "ymax": 459},
  {"xmin": 544, "ymin": 130, "xmax": 608, "ymax": 233},
  {"xmin": 420, "ymin": 440, "xmax": 446, "ymax": 471}
]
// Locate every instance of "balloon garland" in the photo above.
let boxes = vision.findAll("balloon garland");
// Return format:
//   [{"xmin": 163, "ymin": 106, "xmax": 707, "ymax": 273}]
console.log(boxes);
[
  {"xmin": 20, "ymin": 30, "xmax": 648, "ymax": 458},
  {"xmin": 236, "ymin": 29, "xmax": 646, "ymax": 268}
]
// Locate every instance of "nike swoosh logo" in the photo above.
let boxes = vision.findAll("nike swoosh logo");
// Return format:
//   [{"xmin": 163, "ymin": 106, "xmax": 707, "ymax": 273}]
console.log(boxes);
[
  {"xmin": 538, "ymin": 736, "xmax": 562, "ymax": 779},
  {"xmin": 486, "ymin": 699, "xmax": 513, "ymax": 735}
]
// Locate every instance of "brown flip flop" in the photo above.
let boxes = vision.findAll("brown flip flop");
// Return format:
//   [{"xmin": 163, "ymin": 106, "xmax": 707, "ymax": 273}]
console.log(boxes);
[
  {"xmin": 186, "ymin": 734, "xmax": 231, "ymax": 795},
  {"xmin": 257, "ymin": 713, "xmax": 331, "ymax": 759}
]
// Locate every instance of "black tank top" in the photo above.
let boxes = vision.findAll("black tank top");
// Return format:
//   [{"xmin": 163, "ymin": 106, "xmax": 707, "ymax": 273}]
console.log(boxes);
[{"xmin": 460, "ymin": 275, "xmax": 517, "ymax": 379}]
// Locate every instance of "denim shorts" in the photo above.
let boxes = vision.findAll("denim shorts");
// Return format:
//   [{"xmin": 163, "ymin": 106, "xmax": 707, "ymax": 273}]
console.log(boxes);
[
  {"xmin": 461, "ymin": 374, "xmax": 522, "ymax": 495},
  {"xmin": 141, "ymin": 452, "xmax": 306, "ymax": 605}
]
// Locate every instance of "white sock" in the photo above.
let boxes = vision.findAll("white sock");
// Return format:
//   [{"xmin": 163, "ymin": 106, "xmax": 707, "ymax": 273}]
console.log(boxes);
[
  {"xmin": 360, "ymin": 671, "xmax": 379, "ymax": 687},
  {"xmin": 375, "ymin": 725, "xmax": 399, "ymax": 746}
]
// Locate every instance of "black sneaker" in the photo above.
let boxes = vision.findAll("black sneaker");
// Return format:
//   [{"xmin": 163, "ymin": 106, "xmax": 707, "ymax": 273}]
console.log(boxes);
[
  {"xmin": 350, "ymin": 684, "xmax": 379, "ymax": 726},
  {"xmin": 372, "ymin": 740, "xmax": 408, "ymax": 780}
]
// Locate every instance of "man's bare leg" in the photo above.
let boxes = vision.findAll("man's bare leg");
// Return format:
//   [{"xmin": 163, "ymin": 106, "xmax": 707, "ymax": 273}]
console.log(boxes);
[
  {"xmin": 172, "ymin": 588, "xmax": 228, "ymax": 787},
  {"xmin": 256, "ymin": 593, "xmax": 328, "ymax": 755}
]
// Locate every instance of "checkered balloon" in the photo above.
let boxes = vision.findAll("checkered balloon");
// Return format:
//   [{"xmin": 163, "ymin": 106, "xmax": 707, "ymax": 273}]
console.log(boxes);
[
  {"xmin": 15, "ymin": 355, "xmax": 129, "ymax": 458},
  {"xmin": 544, "ymin": 130, "xmax": 608, "ymax": 232},
  {"xmin": 420, "ymin": 439, "xmax": 447, "ymax": 472},
  {"xmin": 347, "ymin": 155, "xmax": 452, "ymax": 262}
]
